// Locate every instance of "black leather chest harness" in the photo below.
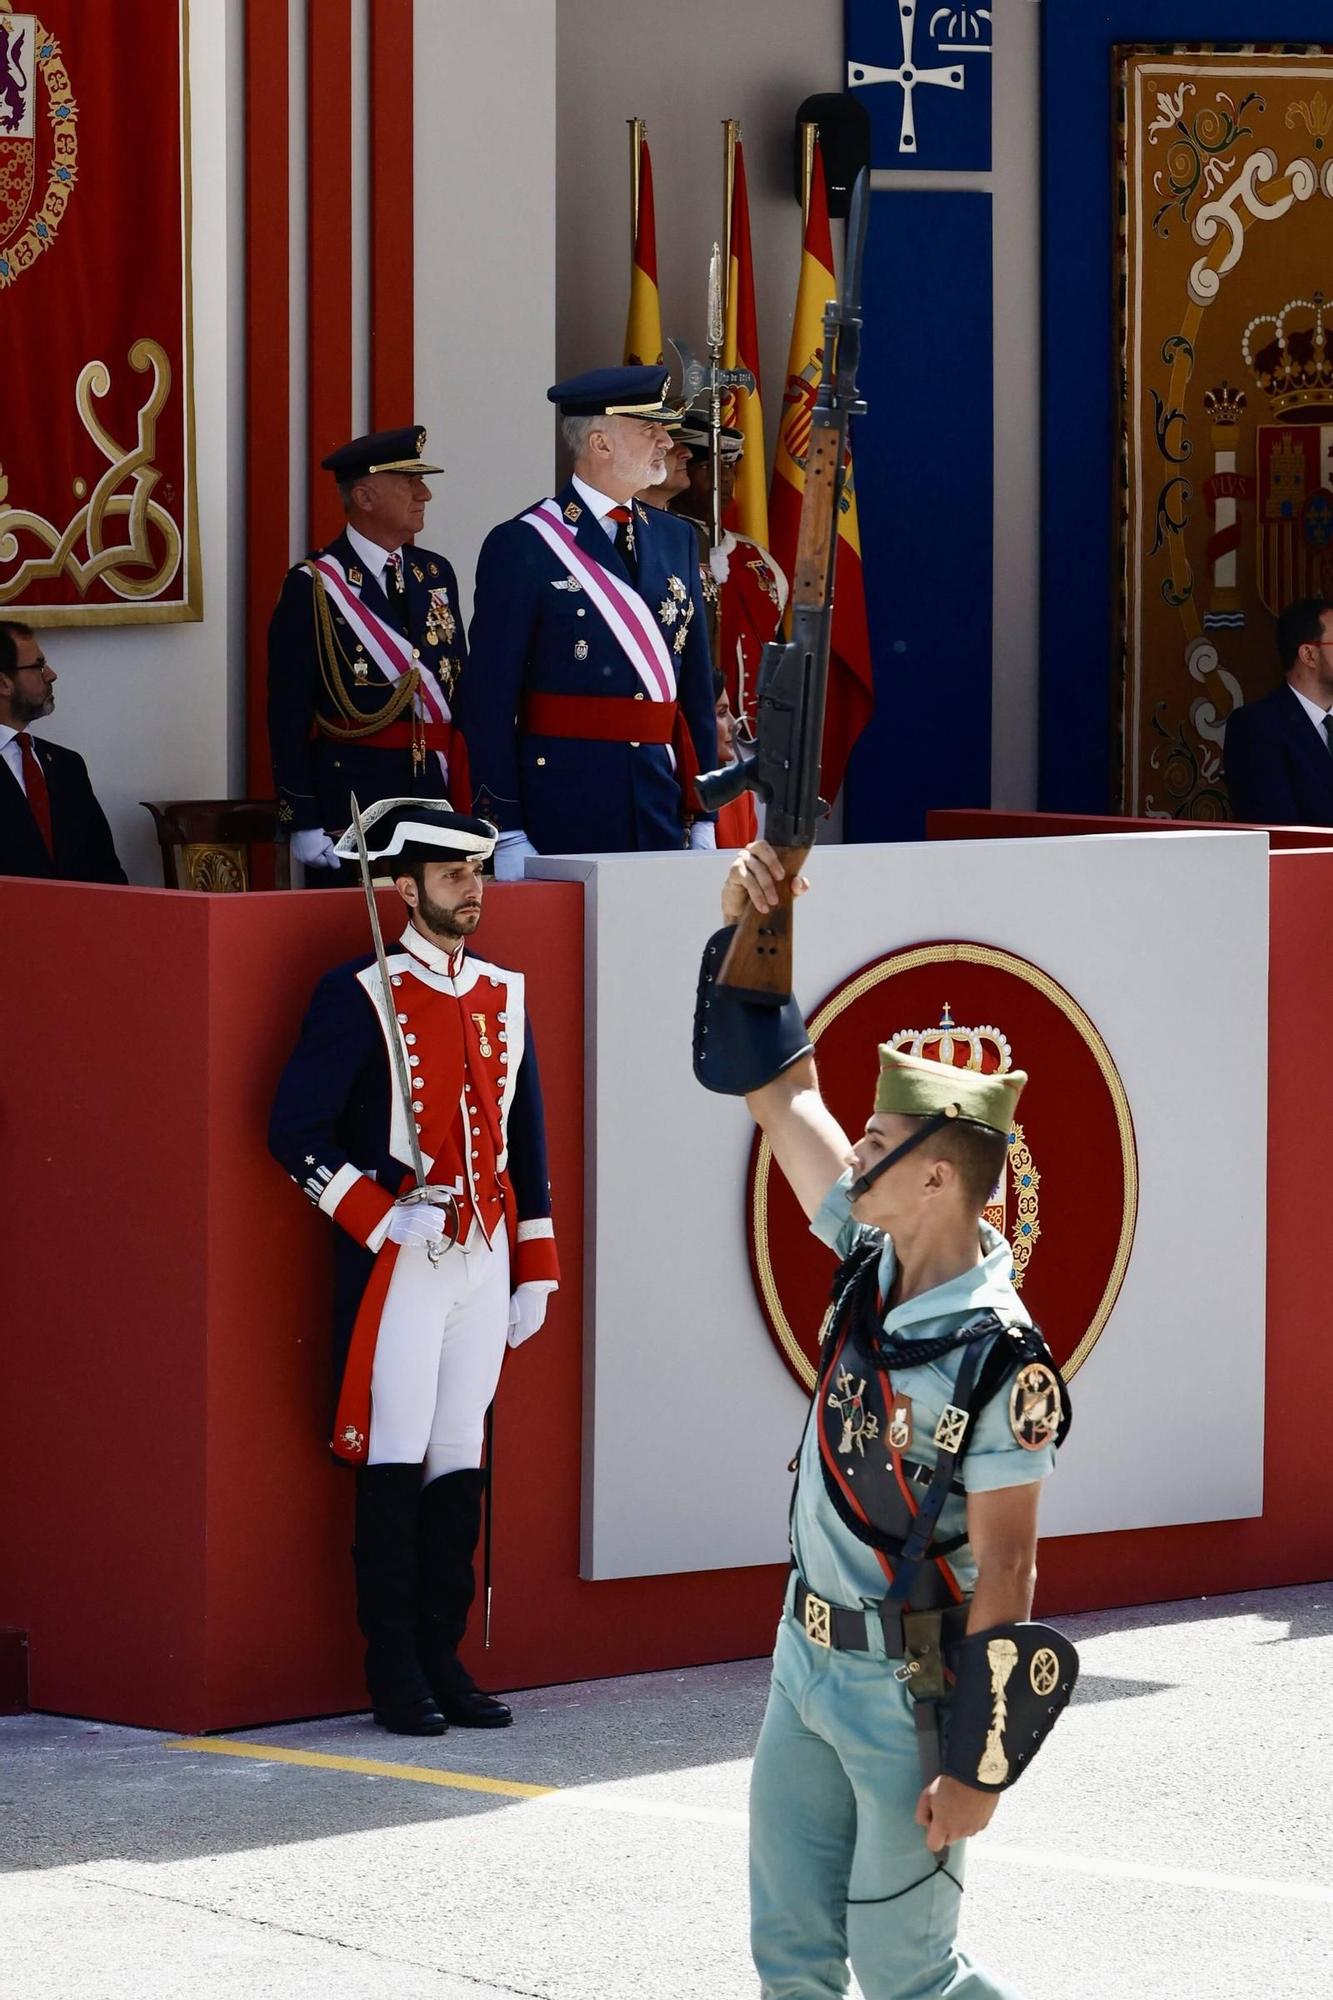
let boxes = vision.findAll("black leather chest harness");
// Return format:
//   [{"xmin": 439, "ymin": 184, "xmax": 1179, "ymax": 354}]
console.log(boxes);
[{"xmin": 793, "ymin": 1236, "xmax": 1070, "ymax": 1621}]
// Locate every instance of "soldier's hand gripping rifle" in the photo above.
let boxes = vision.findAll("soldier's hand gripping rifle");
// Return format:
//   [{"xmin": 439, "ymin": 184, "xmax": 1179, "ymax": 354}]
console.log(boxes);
[{"xmin": 693, "ymin": 169, "xmax": 869, "ymax": 1006}]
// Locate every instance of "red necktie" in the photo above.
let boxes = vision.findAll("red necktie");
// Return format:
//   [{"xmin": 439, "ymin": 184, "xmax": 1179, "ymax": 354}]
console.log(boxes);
[
  {"xmin": 16, "ymin": 731, "xmax": 53, "ymax": 856},
  {"xmin": 605, "ymin": 505, "xmax": 636, "ymax": 577}
]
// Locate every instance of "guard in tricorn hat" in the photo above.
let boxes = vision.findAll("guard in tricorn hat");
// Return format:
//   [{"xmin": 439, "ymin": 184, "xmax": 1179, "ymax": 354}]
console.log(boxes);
[
  {"xmin": 266, "ymin": 426, "xmax": 471, "ymax": 883},
  {"xmin": 269, "ymin": 797, "xmax": 559, "ymax": 1735},
  {"xmin": 693, "ymin": 840, "xmax": 1077, "ymax": 2000},
  {"xmin": 456, "ymin": 365, "xmax": 720, "ymax": 876}
]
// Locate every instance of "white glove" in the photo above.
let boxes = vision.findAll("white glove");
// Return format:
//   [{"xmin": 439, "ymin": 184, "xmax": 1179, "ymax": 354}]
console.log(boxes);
[
  {"xmin": 689, "ymin": 822, "xmax": 717, "ymax": 852},
  {"xmin": 507, "ymin": 1282, "xmax": 552, "ymax": 1348},
  {"xmin": 385, "ymin": 1201, "xmax": 447, "ymax": 1248},
  {"xmin": 493, "ymin": 829, "xmax": 539, "ymax": 882},
  {"xmin": 292, "ymin": 827, "xmax": 342, "ymax": 869}
]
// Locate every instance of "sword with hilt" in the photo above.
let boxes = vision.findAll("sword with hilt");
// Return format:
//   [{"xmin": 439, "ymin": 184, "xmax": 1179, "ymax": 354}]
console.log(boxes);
[
  {"xmin": 669, "ymin": 248, "xmax": 755, "ymax": 592},
  {"xmin": 348, "ymin": 792, "xmax": 459, "ymax": 1263}
]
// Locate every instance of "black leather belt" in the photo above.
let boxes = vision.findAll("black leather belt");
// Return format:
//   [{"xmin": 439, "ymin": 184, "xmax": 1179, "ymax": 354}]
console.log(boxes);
[{"xmin": 791, "ymin": 1574, "xmax": 969, "ymax": 1658}]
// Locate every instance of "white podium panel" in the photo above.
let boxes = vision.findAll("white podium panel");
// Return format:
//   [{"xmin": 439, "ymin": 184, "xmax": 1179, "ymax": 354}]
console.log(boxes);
[{"xmin": 533, "ymin": 833, "xmax": 1269, "ymax": 1581}]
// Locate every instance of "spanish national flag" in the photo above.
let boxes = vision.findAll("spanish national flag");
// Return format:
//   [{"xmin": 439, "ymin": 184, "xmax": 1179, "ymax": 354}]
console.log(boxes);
[
  {"xmin": 624, "ymin": 131, "xmax": 664, "ymax": 368},
  {"xmin": 722, "ymin": 138, "xmax": 768, "ymax": 547},
  {"xmin": 768, "ymin": 137, "xmax": 874, "ymax": 803}
]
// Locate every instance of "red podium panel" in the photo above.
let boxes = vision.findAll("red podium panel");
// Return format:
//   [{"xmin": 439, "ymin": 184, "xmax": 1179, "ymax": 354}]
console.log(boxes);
[{"xmin": 0, "ymin": 879, "xmax": 779, "ymax": 1732}]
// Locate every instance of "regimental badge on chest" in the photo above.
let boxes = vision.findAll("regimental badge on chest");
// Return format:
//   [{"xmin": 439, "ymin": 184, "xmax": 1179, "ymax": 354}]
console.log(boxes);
[
  {"xmin": 425, "ymin": 589, "xmax": 457, "ymax": 649},
  {"xmin": 887, "ymin": 1393, "xmax": 913, "ymax": 1451},
  {"xmin": 828, "ymin": 1367, "xmax": 880, "ymax": 1457}
]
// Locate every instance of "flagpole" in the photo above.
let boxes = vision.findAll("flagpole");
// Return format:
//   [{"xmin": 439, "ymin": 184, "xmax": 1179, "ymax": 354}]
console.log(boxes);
[
  {"xmin": 800, "ymin": 120, "xmax": 817, "ymax": 228},
  {"xmin": 629, "ymin": 117, "xmax": 644, "ymax": 249}
]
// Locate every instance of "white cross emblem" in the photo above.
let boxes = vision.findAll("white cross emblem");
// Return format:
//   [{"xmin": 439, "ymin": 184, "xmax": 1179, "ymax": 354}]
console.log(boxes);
[{"xmin": 847, "ymin": 0, "xmax": 971, "ymax": 156}]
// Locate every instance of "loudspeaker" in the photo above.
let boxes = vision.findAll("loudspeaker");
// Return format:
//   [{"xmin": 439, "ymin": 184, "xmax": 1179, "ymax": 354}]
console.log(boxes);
[{"xmin": 793, "ymin": 93, "xmax": 872, "ymax": 217}]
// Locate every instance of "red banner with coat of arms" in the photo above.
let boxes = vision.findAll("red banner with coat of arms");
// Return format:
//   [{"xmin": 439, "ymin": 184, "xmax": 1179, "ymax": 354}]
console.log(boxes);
[{"xmin": 0, "ymin": 0, "xmax": 197, "ymax": 624}]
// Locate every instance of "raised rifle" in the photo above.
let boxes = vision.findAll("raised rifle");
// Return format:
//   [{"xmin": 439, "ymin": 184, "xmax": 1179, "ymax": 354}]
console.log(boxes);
[{"xmin": 694, "ymin": 168, "xmax": 869, "ymax": 1003}]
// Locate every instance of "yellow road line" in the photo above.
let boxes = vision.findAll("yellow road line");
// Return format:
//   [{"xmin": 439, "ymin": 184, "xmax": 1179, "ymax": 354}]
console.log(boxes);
[{"xmin": 165, "ymin": 1736, "xmax": 554, "ymax": 1799}]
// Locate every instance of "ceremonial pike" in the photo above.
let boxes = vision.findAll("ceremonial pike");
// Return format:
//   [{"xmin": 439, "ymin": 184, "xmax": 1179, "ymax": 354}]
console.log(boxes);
[
  {"xmin": 694, "ymin": 168, "xmax": 870, "ymax": 1003},
  {"xmin": 669, "ymin": 243, "xmax": 756, "ymax": 584}
]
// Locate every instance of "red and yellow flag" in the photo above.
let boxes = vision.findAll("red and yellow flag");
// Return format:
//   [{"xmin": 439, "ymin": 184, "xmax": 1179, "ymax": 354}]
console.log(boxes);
[
  {"xmin": 722, "ymin": 138, "xmax": 767, "ymax": 547},
  {"xmin": 624, "ymin": 130, "xmax": 663, "ymax": 368},
  {"xmin": 769, "ymin": 138, "xmax": 874, "ymax": 803}
]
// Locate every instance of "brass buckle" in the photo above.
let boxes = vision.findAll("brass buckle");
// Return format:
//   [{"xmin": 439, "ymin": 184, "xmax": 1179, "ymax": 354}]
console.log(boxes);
[{"xmin": 803, "ymin": 1591, "xmax": 832, "ymax": 1648}]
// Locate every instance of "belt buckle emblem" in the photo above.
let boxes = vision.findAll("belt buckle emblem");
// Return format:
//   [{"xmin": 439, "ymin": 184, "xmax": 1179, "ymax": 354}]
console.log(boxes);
[{"xmin": 803, "ymin": 1592, "xmax": 832, "ymax": 1648}]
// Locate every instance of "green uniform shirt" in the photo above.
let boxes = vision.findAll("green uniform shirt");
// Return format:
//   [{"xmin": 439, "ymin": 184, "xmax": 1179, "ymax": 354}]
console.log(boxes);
[{"xmin": 790, "ymin": 1171, "xmax": 1056, "ymax": 1608}]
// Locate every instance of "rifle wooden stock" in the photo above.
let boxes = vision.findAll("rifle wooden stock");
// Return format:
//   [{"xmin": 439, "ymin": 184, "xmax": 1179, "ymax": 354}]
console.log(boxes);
[
  {"xmin": 792, "ymin": 421, "xmax": 843, "ymax": 606},
  {"xmin": 719, "ymin": 843, "xmax": 811, "ymax": 1000}
]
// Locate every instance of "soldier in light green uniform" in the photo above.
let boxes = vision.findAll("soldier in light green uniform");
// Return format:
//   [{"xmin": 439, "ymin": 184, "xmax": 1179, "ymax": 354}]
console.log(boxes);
[{"xmin": 694, "ymin": 842, "xmax": 1078, "ymax": 2000}]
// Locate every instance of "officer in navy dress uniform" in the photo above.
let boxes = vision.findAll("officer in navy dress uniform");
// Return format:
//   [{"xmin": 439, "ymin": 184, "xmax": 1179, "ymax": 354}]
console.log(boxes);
[
  {"xmin": 269, "ymin": 799, "xmax": 559, "ymax": 1735},
  {"xmin": 456, "ymin": 366, "xmax": 719, "ymax": 880},
  {"xmin": 695, "ymin": 840, "xmax": 1079, "ymax": 2000},
  {"xmin": 266, "ymin": 426, "xmax": 470, "ymax": 881}
]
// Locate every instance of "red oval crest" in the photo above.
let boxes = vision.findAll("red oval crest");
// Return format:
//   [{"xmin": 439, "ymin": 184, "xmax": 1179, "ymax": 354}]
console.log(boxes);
[{"xmin": 748, "ymin": 941, "xmax": 1138, "ymax": 1390}]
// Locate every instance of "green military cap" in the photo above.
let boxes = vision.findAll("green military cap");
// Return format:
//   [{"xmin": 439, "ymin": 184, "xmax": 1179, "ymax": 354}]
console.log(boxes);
[{"xmin": 875, "ymin": 1046, "xmax": 1027, "ymax": 1135}]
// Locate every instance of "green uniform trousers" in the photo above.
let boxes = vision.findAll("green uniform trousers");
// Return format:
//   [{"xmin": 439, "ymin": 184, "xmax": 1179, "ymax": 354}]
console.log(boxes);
[{"xmin": 749, "ymin": 1613, "xmax": 1025, "ymax": 2000}]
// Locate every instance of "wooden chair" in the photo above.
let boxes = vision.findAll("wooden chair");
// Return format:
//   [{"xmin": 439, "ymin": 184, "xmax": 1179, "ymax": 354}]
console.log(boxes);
[{"xmin": 141, "ymin": 800, "xmax": 292, "ymax": 891}]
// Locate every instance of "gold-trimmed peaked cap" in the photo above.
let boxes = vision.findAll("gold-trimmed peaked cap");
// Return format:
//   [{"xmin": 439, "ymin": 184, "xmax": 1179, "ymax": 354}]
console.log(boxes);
[
  {"xmin": 320, "ymin": 425, "xmax": 443, "ymax": 480},
  {"xmin": 547, "ymin": 364, "xmax": 682, "ymax": 422},
  {"xmin": 875, "ymin": 1046, "xmax": 1027, "ymax": 1135}
]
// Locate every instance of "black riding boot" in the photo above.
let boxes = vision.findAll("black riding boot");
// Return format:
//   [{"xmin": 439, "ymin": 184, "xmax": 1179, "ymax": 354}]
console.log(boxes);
[
  {"xmin": 353, "ymin": 1462, "xmax": 447, "ymax": 1735},
  {"xmin": 418, "ymin": 1467, "xmax": 513, "ymax": 1727}
]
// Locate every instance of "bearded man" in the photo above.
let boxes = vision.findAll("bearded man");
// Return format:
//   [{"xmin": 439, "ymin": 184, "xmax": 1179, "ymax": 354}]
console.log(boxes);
[{"xmin": 457, "ymin": 366, "xmax": 718, "ymax": 879}]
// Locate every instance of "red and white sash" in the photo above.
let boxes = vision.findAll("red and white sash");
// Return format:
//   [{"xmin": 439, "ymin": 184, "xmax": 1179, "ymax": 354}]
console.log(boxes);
[
  {"xmin": 521, "ymin": 499, "xmax": 678, "ymax": 705},
  {"xmin": 309, "ymin": 554, "xmax": 455, "ymax": 785}
]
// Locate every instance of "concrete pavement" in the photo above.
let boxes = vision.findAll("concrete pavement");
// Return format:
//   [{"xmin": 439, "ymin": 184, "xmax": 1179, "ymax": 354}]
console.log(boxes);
[{"xmin": 1, "ymin": 1583, "xmax": 1329, "ymax": 1999}]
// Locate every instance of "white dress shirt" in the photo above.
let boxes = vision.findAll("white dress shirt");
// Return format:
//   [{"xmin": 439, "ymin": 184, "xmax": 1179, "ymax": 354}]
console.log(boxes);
[
  {"xmin": 345, "ymin": 523, "xmax": 403, "ymax": 588},
  {"xmin": 0, "ymin": 722, "xmax": 29, "ymax": 797},
  {"xmin": 571, "ymin": 476, "xmax": 627, "ymax": 543},
  {"xmin": 1289, "ymin": 682, "xmax": 1333, "ymax": 746}
]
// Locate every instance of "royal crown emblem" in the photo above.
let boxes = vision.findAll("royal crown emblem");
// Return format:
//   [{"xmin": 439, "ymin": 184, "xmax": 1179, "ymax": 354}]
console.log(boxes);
[
  {"xmin": 886, "ymin": 1004, "xmax": 1040, "ymax": 1278},
  {"xmin": 1242, "ymin": 292, "xmax": 1333, "ymax": 418}
]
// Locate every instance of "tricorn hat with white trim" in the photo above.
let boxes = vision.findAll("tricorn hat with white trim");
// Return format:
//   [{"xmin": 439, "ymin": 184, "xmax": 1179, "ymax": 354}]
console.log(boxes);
[{"xmin": 332, "ymin": 797, "xmax": 498, "ymax": 867}]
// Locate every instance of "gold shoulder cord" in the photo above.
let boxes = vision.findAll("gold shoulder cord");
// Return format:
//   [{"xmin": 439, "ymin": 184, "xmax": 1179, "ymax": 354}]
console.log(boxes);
[{"xmin": 306, "ymin": 565, "xmax": 422, "ymax": 742}]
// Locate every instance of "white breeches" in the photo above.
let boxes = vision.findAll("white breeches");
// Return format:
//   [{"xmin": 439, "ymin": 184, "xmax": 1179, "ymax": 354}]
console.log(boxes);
[{"xmin": 367, "ymin": 1227, "xmax": 510, "ymax": 1477}]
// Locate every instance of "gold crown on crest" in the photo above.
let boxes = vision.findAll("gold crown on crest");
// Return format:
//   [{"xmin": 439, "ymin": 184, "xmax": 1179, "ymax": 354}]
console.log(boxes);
[
  {"xmin": 886, "ymin": 1004, "xmax": 1012, "ymax": 1076},
  {"xmin": 1242, "ymin": 293, "xmax": 1333, "ymax": 416},
  {"xmin": 1202, "ymin": 380, "xmax": 1247, "ymax": 427}
]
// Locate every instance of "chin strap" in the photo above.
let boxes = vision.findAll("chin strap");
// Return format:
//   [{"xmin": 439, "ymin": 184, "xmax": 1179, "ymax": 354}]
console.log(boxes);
[{"xmin": 846, "ymin": 1106, "xmax": 959, "ymax": 1202}]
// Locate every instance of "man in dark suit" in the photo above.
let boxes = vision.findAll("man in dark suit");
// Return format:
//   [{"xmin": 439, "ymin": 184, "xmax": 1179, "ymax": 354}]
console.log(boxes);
[
  {"xmin": 0, "ymin": 622, "xmax": 127, "ymax": 884},
  {"xmin": 1224, "ymin": 596, "xmax": 1333, "ymax": 824},
  {"xmin": 266, "ymin": 425, "xmax": 469, "ymax": 882},
  {"xmin": 457, "ymin": 366, "xmax": 718, "ymax": 879}
]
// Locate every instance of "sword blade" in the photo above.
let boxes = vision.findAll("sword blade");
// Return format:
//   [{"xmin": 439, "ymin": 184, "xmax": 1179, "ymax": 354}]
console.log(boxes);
[{"xmin": 348, "ymin": 793, "xmax": 430, "ymax": 1198}]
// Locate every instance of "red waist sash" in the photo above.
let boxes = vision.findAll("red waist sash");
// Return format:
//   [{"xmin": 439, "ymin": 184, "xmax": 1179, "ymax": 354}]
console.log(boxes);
[{"xmin": 523, "ymin": 692, "xmax": 677, "ymax": 746}]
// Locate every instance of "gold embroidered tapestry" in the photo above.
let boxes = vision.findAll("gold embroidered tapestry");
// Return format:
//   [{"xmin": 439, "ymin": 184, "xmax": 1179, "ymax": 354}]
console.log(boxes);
[
  {"xmin": 0, "ymin": 1, "xmax": 198, "ymax": 624},
  {"xmin": 1119, "ymin": 45, "xmax": 1333, "ymax": 814}
]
